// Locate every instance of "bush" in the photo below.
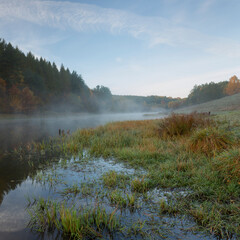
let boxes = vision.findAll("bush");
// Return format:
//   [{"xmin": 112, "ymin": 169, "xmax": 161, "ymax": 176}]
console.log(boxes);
[
  {"xmin": 158, "ymin": 113, "xmax": 211, "ymax": 138},
  {"xmin": 188, "ymin": 127, "xmax": 233, "ymax": 156}
]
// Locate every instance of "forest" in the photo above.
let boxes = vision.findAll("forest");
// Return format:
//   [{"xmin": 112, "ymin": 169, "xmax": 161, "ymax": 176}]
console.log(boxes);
[
  {"xmin": 168, "ymin": 75, "xmax": 240, "ymax": 109},
  {"xmin": 0, "ymin": 39, "xmax": 179, "ymax": 114},
  {"xmin": 0, "ymin": 39, "xmax": 239, "ymax": 113}
]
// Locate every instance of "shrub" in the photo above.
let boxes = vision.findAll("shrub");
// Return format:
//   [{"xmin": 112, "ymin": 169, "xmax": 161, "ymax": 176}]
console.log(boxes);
[
  {"xmin": 213, "ymin": 148, "xmax": 240, "ymax": 183},
  {"xmin": 158, "ymin": 113, "xmax": 211, "ymax": 138},
  {"xmin": 188, "ymin": 127, "xmax": 233, "ymax": 156}
]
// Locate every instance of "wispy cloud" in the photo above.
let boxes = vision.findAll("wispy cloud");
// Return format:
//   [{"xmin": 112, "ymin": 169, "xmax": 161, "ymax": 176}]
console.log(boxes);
[
  {"xmin": 0, "ymin": 0, "xmax": 174, "ymax": 44},
  {"xmin": 0, "ymin": 0, "xmax": 240, "ymax": 58}
]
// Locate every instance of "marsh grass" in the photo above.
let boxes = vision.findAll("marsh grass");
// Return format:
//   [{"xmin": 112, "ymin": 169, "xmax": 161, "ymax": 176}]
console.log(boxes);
[
  {"xmin": 109, "ymin": 190, "xmax": 127, "ymax": 207},
  {"xmin": 109, "ymin": 190, "xmax": 137, "ymax": 209},
  {"xmin": 189, "ymin": 202, "xmax": 240, "ymax": 239},
  {"xmin": 60, "ymin": 183, "xmax": 81, "ymax": 196},
  {"xmin": 28, "ymin": 198, "xmax": 121, "ymax": 239},
  {"xmin": 102, "ymin": 170, "xmax": 130, "ymax": 189},
  {"xmin": 159, "ymin": 199, "xmax": 180, "ymax": 215},
  {"xmin": 157, "ymin": 113, "xmax": 212, "ymax": 138},
  {"xmin": 131, "ymin": 177, "xmax": 149, "ymax": 193},
  {"xmin": 26, "ymin": 112, "xmax": 240, "ymax": 239},
  {"xmin": 188, "ymin": 127, "xmax": 233, "ymax": 156}
]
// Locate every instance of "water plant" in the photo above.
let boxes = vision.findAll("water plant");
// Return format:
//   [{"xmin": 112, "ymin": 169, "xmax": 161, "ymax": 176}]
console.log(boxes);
[
  {"xmin": 102, "ymin": 170, "xmax": 130, "ymax": 189},
  {"xmin": 102, "ymin": 170, "xmax": 118, "ymax": 188},
  {"xmin": 109, "ymin": 190, "xmax": 127, "ymax": 207},
  {"xmin": 60, "ymin": 183, "xmax": 81, "ymax": 196},
  {"xmin": 131, "ymin": 176, "xmax": 149, "ymax": 193},
  {"xmin": 109, "ymin": 190, "xmax": 137, "ymax": 209},
  {"xmin": 28, "ymin": 198, "xmax": 121, "ymax": 239}
]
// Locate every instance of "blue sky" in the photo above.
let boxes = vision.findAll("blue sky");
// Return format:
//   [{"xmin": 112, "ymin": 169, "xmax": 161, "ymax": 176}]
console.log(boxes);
[{"xmin": 0, "ymin": 0, "xmax": 240, "ymax": 97}]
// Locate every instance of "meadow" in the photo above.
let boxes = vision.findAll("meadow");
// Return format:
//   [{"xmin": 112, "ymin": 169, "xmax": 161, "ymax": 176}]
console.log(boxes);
[{"xmin": 25, "ymin": 110, "xmax": 240, "ymax": 239}]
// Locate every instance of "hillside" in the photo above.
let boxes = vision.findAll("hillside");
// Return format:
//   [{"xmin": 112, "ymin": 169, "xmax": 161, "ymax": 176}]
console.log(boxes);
[{"xmin": 175, "ymin": 93, "xmax": 240, "ymax": 114}]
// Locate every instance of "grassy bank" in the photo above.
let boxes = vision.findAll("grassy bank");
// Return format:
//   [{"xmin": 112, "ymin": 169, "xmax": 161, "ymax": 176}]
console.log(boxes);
[
  {"xmin": 30, "ymin": 111, "xmax": 240, "ymax": 239},
  {"xmin": 175, "ymin": 93, "xmax": 240, "ymax": 114}
]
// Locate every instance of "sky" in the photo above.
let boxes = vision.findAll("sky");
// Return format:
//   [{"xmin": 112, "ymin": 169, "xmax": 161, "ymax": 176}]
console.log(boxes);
[{"xmin": 0, "ymin": 0, "xmax": 240, "ymax": 98}]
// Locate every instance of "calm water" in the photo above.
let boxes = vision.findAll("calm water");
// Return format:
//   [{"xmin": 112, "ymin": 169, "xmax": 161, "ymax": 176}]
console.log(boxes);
[
  {"xmin": 0, "ymin": 112, "xmax": 216, "ymax": 240},
  {"xmin": 0, "ymin": 112, "xmax": 164, "ymax": 151}
]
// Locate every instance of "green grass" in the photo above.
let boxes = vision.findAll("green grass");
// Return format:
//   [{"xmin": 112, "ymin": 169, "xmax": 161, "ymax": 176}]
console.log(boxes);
[
  {"xmin": 131, "ymin": 177, "xmax": 149, "ymax": 193},
  {"xmin": 176, "ymin": 93, "xmax": 240, "ymax": 114},
  {"xmin": 102, "ymin": 170, "xmax": 130, "ymax": 189},
  {"xmin": 60, "ymin": 183, "xmax": 81, "ymax": 196},
  {"xmin": 109, "ymin": 189, "xmax": 137, "ymax": 209},
  {"xmin": 28, "ymin": 198, "xmax": 121, "ymax": 239}
]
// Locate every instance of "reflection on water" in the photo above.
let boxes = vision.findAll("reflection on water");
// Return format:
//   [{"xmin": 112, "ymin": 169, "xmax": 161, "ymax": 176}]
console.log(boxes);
[{"xmin": 0, "ymin": 156, "xmax": 215, "ymax": 240}]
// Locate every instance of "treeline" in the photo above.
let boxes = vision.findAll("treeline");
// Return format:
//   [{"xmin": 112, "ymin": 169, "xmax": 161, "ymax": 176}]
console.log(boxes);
[
  {"xmin": 2, "ymin": 38, "xmax": 236, "ymax": 114},
  {"xmin": 0, "ymin": 39, "xmax": 113, "ymax": 113},
  {"xmin": 168, "ymin": 75, "xmax": 240, "ymax": 109},
  {"xmin": 0, "ymin": 39, "xmax": 179, "ymax": 114},
  {"xmin": 112, "ymin": 95, "xmax": 179, "ymax": 112}
]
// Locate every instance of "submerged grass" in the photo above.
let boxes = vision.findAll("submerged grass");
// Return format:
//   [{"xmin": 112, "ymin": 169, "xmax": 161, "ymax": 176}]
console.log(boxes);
[
  {"xmin": 131, "ymin": 177, "xmax": 149, "ymax": 193},
  {"xmin": 28, "ymin": 198, "xmax": 121, "ymax": 239},
  {"xmin": 109, "ymin": 189, "xmax": 137, "ymax": 209},
  {"xmin": 102, "ymin": 170, "xmax": 130, "ymax": 189}
]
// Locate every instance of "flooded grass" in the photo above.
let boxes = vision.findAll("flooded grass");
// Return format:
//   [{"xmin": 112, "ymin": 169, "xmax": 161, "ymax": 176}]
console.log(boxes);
[
  {"xmin": 45, "ymin": 112, "xmax": 239, "ymax": 239},
  {"xmin": 28, "ymin": 199, "xmax": 121, "ymax": 239},
  {"xmin": 131, "ymin": 177, "xmax": 149, "ymax": 193},
  {"xmin": 1, "ymin": 112, "xmax": 240, "ymax": 239}
]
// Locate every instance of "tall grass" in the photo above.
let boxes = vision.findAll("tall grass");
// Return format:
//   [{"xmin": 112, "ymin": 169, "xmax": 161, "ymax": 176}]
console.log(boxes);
[
  {"xmin": 188, "ymin": 127, "xmax": 233, "ymax": 156},
  {"xmin": 157, "ymin": 112, "xmax": 211, "ymax": 138},
  {"xmin": 28, "ymin": 198, "xmax": 120, "ymax": 239}
]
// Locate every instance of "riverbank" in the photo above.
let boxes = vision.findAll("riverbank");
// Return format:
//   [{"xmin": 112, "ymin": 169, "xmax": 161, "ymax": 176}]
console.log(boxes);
[{"xmin": 28, "ymin": 110, "xmax": 240, "ymax": 239}]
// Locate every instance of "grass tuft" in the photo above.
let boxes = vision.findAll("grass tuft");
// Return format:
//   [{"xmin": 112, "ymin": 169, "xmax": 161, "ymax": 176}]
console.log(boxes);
[
  {"xmin": 102, "ymin": 170, "xmax": 130, "ymax": 188},
  {"xmin": 131, "ymin": 176, "xmax": 149, "ymax": 193},
  {"xmin": 28, "ymin": 198, "xmax": 120, "ymax": 239},
  {"xmin": 213, "ymin": 148, "xmax": 240, "ymax": 183},
  {"xmin": 158, "ymin": 112, "xmax": 211, "ymax": 138},
  {"xmin": 188, "ymin": 127, "xmax": 233, "ymax": 156}
]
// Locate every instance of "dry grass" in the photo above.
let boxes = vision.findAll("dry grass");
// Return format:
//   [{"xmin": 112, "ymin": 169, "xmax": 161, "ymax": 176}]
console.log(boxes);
[
  {"xmin": 188, "ymin": 127, "xmax": 233, "ymax": 156},
  {"xmin": 158, "ymin": 113, "xmax": 211, "ymax": 139}
]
